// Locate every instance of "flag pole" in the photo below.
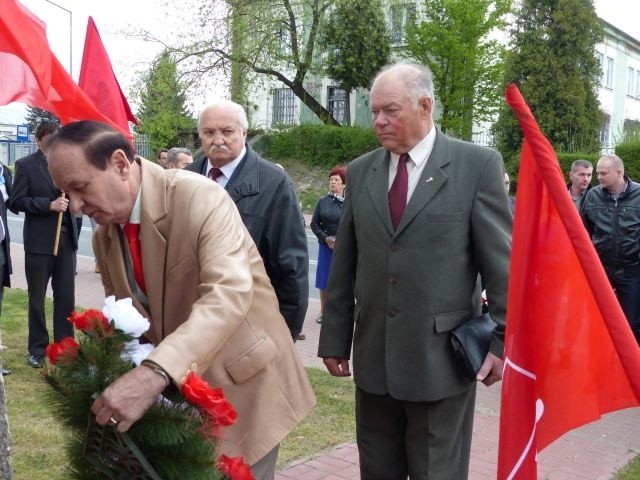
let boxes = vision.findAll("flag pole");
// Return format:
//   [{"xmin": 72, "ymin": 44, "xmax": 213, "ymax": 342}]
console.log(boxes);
[{"xmin": 53, "ymin": 192, "xmax": 66, "ymax": 256}]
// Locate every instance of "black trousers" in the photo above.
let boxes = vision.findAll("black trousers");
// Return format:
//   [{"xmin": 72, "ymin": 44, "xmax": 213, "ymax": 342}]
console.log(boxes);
[
  {"xmin": 25, "ymin": 230, "xmax": 76, "ymax": 356},
  {"xmin": 356, "ymin": 386, "xmax": 476, "ymax": 480}
]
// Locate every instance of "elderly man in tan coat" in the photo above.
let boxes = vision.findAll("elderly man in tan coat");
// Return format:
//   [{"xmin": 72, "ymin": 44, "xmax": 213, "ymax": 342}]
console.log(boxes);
[{"xmin": 46, "ymin": 120, "xmax": 315, "ymax": 479}]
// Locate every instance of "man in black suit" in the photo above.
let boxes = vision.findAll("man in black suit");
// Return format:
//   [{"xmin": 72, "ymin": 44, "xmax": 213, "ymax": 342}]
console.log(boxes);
[
  {"xmin": 11, "ymin": 120, "xmax": 79, "ymax": 368},
  {"xmin": 0, "ymin": 162, "xmax": 15, "ymax": 375}
]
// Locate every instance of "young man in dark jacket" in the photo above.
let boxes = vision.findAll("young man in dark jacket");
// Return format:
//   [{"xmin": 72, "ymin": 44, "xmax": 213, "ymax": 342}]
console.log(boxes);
[{"xmin": 581, "ymin": 154, "xmax": 640, "ymax": 344}]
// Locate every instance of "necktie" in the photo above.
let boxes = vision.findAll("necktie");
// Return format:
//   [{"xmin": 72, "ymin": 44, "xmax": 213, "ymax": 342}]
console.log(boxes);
[
  {"xmin": 208, "ymin": 167, "xmax": 223, "ymax": 182},
  {"xmin": 123, "ymin": 223, "xmax": 146, "ymax": 293},
  {"xmin": 389, "ymin": 153, "xmax": 409, "ymax": 229}
]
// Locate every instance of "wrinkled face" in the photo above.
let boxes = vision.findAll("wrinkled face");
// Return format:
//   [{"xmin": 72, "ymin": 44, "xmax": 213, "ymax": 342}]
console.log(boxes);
[
  {"xmin": 569, "ymin": 166, "xmax": 593, "ymax": 192},
  {"xmin": 370, "ymin": 72, "xmax": 433, "ymax": 155},
  {"xmin": 329, "ymin": 174, "xmax": 345, "ymax": 195},
  {"xmin": 596, "ymin": 159, "xmax": 621, "ymax": 190},
  {"xmin": 47, "ymin": 143, "xmax": 136, "ymax": 225},
  {"xmin": 175, "ymin": 153, "xmax": 193, "ymax": 169},
  {"xmin": 198, "ymin": 106, "xmax": 247, "ymax": 167}
]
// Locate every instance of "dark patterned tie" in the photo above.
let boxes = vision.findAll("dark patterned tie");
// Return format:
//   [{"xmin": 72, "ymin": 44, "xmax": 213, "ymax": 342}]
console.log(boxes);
[
  {"xmin": 208, "ymin": 167, "xmax": 223, "ymax": 182},
  {"xmin": 388, "ymin": 153, "xmax": 409, "ymax": 229},
  {"xmin": 123, "ymin": 223, "xmax": 146, "ymax": 293}
]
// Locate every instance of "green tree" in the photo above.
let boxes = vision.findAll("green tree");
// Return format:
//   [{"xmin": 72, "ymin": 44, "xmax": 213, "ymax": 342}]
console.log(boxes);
[
  {"xmin": 134, "ymin": 50, "xmax": 195, "ymax": 152},
  {"xmin": 493, "ymin": 0, "xmax": 602, "ymax": 161},
  {"xmin": 25, "ymin": 107, "xmax": 59, "ymax": 132},
  {"xmin": 160, "ymin": 0, "xmax": 340, "ymax": 125},
  {"xmin": 405, "ymin": 0, "xmax": 511, "ymax": 141},
  {"xmin": 320, "ymin": 0, "xmax": 390, "ymax": 125}
]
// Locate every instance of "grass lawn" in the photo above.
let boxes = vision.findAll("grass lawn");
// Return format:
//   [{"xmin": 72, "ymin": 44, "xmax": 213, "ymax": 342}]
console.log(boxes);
[{"xmin": 0, "ymin": 288, "xmax": 355, "ymax": 479}]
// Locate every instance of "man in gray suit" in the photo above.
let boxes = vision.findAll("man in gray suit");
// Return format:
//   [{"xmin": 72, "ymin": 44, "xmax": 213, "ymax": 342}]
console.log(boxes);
[{"xmin": 318, "ymin": 62, "xmax": 512, "ymax": 479}]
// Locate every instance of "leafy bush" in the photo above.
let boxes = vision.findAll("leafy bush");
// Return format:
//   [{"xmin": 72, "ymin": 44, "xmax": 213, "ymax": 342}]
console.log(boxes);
[
  {"xmin": 615, "ymin": 140, "xmax": 640, "ymax": 181},
  {"xmin": 264, "ymin": 125, "xmax": 379, "ymax": 167}
]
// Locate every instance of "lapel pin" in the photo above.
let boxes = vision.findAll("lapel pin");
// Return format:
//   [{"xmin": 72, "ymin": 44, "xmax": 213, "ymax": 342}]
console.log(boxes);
[{"xmin": 426, "ymin": 177, "xmax": 434, "ymax": 183}]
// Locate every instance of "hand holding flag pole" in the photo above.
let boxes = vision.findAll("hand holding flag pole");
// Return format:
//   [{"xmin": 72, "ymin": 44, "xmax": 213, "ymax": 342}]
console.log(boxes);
[{"xmin": 53, "ymin": 192, "xmax": 66, "ymax": 256}]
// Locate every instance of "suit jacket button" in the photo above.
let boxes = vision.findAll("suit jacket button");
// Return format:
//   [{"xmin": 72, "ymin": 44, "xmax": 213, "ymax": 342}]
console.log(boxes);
[
  {"xmin": 390, "ymin": 245, "xmax": 399, "ymax": 252},
  {"xmin": 389, "ymin": 278, "xmax": 398, "ymax": 286},
  {"xmin": 388, "ymin": 308, "xmax": 397, "ymax": 317}
]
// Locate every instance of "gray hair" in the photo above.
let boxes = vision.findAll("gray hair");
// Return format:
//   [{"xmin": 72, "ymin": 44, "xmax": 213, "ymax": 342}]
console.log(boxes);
[
  {"xmin": 571, "ymin": 159, "xmax": 593, "ymax": 171},
  {"xmin": 197, "ymin": 100, "xmax": 248, "ymax": 131},
  {"xmin": 372, "ymin": 61, "xmax": 435, "ymax": 103},
  {"xmin": 166, "ymin": 147, "xmax": 192, "ymax": 167}
]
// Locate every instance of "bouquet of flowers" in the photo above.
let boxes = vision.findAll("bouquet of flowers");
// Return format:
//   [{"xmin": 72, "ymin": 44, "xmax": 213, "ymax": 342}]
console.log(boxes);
[{"xmin": 44, "ymin": 296, "xmax": 253, "ymax": 480}]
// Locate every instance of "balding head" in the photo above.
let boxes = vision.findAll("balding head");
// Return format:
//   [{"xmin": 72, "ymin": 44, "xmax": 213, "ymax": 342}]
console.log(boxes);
[{"xmin": 596, "ymin": 154, "xmax": 625, "ymax": 193}]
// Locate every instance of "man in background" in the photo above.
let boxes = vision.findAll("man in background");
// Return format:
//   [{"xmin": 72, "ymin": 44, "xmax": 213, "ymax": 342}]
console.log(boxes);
[
  {"xmin": 46, "ymin": 120, "xmax": 315, "ymax": 479},
  {"xmin": 568, "ymin": 159, "xmax": 593, "ymax": 210},
  {"xmin": 318, "ymin": 62, "xmax": 511, "ymax": 479},
  {"xmin": 11, "ymin": 120, "xmax": 79, "ymax": 368},
  {"xmin": 186, "ymin": 100, "xmax": 309, "ymax": 341},
  {"xmin": 156, "ymin": 148, "xmax": 168, "ymax": 168},
  {"xmin": 0, "ymin": 162, "xmax": 14, "ymax": 376},
  {"xmin": 581, "ymin": 154, "xmax": 640, "ymax": 344},
  {"xmin": 166, "ymin": 147, "xmax": 193, "ymax": 169},
  {"xmin": 504, "ymin": 172, "xmax": 516, "ymax": 214}
]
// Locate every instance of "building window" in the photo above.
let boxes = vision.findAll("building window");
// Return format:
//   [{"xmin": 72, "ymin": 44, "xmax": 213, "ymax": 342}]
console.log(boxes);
[
  {"xmin": 628, "ymin": 67, "xmax": 635, "ymax": 95},
  {"xmin": 636, "ymin": 72, "xmax": 640, "ymax": 98},
  {"xmin": 390, "ymin": 2, "xmax": 416, "ymax": 46},
  {"xmin": 600, "ymin": 113, "xmax": 611, "ymax": 147},
  {"xmin": 327, "ymin": 86, "xmax": 346, "ymax": 124},
  {"xmin": 605, "ymin": 56, "xmax": 614, "ymax": 89},
  {"xmin": 272, "ymin": 88, "xmax": 295, "ymax": 125}
]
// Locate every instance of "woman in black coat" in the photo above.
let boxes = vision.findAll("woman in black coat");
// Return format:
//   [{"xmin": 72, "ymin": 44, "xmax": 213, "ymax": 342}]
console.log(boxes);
[{"xmin": 310, "ymin": 166, "xmax": 346, "ymax": 323}]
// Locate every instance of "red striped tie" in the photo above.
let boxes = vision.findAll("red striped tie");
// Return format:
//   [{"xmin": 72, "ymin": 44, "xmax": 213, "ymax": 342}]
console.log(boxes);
[{"xmin": 123, "ymin": 223, "xmax": 146, "ymax": 293}]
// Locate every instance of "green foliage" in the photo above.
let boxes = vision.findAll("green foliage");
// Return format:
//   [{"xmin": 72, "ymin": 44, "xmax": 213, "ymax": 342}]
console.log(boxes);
[
  {"xmin": 493, "ymin": 0, "xmax": 603, "ymax": 160},
  {"xmin": 176, "ymin": 0, "xmax": 339, "ymax": 125},
  {"xmin": 25, "ymin": 107, "xmax": 59, "ymax": 132},
  {"xmin": 405, "ymin": 0, "xmax": 511, "ymax": 140},
  {"xmin": 134, "ymin": 50, "xmax": 196, "ymax": 153},
  {"xmin": 615, "ymin": 140, "xmax": 640, "ymax": 180},
  {"xmin": 320, "ymin": 0, "xmax": 390, "ymax": 125},
  {"xmin": 44, "ymin": 313, "xmax": 224, "ymax": 479},
  {"xmin": 265, "ymin": 125, "xmax": 379, "ymax": 167}
]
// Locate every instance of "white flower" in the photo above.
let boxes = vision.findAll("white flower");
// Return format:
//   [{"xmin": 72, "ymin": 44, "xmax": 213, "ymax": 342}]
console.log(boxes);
[
  {"xmin": 123, "ymin": 340, "xmax": 154, "ymax": 366},
  {"xmin": 102, "ymin": 296, "xmax": 150, "ymax": 338}
]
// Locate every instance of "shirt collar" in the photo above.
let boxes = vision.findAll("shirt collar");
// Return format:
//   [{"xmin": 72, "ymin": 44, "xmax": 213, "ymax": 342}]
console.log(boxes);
[
  {"xmin": 390, "ymin": 126, "xmax": 436, "ymax": 166},
  {"xmin": 206, "ymin": 145, "xmax": 247, "ymax": 179},
  {"xmin": 126, "ymin": 187, "xmax": 142, "ymax": 224}
]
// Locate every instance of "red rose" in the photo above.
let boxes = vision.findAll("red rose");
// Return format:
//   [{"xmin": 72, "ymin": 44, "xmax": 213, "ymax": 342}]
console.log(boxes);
[
  {"xmin": 182, "ymin": 372, "xmax": 238, "ymax": 427},
  {"xmin": 68, "ymin": 309, "xmax": 111, "ymax": 334},
  {"xmin": 217, "ymin": 455, "xmax": 254, "ymax": 480},
  {"xmin": 46, "ymin": 337, "xmax": 80, "ymax": 365}
]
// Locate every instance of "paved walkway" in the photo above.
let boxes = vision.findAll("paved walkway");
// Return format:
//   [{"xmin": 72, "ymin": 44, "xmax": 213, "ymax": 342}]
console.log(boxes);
[{"xmin": 9, "ymin": 242, "xmax": 640, "ymax": 479}]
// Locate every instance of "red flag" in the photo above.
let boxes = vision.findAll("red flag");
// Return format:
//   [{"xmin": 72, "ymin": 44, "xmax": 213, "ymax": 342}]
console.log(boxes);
[
  {"xmin": 497, "ymin": 84, "xmax": 640, "ymax": 479},
  {"xmin": 0, "ymin": 0, "xmax": 125, "ymax": 134},
  {"xmin": 79, "ymin": 17, "xmax": 137, "ymax": 133}
]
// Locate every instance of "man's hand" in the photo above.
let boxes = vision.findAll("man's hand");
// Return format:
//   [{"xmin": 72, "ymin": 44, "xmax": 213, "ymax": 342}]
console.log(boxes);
[
  {"xmin": 326, "ymin": 236, "xmax": 336, "ymax": 249},
  {"xmin": 91, "ymin": 365, "xmax": 167, "ymax": 432},
  {"xmin": 323, "ymin": 357, "xmax": 351, "ymax": 377},
  {"xmin": 49, "ymin": 196, "xmax": 69, "ymax": 212},
  {"xmin": 476, "ymin": 351, "xmax": 503, "ymax": 386}
]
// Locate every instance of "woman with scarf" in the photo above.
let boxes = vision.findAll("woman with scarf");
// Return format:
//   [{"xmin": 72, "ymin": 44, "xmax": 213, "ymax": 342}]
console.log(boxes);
[{"xmin": 310, "ymin": 166, "xmax": 346, "ymax": 324}]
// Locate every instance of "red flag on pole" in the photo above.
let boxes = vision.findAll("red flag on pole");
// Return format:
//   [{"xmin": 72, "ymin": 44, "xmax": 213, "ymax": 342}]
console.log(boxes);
[
  {"xmin": 0, "ymin": 0, "xmax": 125, "ymax": 134},
  {"xmin": 497, "ymin": 84, "xmax": 640, "ymax": 479},
  {"xmin": 79, "ymin": 17, "xmax": 137, "ymax": 133}
]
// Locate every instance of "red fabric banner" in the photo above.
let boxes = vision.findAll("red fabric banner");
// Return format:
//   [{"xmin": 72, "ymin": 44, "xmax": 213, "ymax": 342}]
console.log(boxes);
[
  {"xmin": 79, "ymin": 17, "xmax": 137, "ymax": 133},
  {"xmin": 497, "ymin": 84, "xmax": 640, "ymax": 479},
  {"xmin": 0, "ymin": 0, "xmax": 122, "ymax": 132}
]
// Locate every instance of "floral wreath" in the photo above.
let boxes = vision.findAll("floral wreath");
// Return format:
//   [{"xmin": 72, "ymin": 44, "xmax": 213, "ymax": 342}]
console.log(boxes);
[{"xmin": 44, "ymin": 296, "xmax": 253, "ymax": 480}]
